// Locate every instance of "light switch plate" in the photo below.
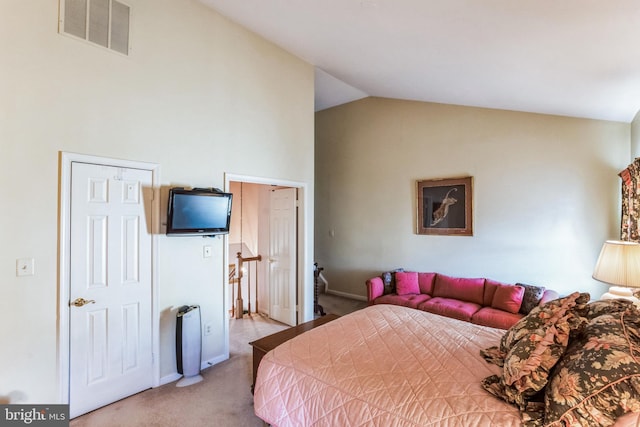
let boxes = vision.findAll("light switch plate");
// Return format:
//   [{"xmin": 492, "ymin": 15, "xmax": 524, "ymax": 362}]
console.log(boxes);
[
  {"xmin": 203, "ymin": 246, "xmax": 212, "ymax": 258},
  {"xmin": 16, "ymin": 258, "xmax": 35, "ymax": 276}
]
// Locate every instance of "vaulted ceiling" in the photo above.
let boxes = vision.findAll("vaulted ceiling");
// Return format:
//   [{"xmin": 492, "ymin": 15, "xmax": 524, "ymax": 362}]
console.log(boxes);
[{"xmin": 201, "ymin": 0, "xmax": 640, "ymax": 122}]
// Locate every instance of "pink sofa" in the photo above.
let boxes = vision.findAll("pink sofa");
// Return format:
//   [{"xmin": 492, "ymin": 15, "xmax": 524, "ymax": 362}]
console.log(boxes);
[{"xmin": 366, "ymin": 271, "xmax": 559, "ymax": 329}]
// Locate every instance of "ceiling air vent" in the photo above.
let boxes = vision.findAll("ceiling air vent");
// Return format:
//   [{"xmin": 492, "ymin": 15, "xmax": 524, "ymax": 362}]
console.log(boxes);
[{"xmin": 60, "ymin": 0, "xmax": 130, "ymax": 55}]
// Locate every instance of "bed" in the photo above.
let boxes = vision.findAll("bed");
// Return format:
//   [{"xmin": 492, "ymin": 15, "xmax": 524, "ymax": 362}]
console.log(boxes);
[{"xmin": 253, "ymin": 304, "xmax": 640, "ymax": 427}]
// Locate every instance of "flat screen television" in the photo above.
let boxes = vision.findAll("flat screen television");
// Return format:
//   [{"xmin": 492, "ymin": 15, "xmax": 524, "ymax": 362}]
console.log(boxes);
[{"xmin": 166, "ymin": 188, "xmax": 233, "ymax": 236}]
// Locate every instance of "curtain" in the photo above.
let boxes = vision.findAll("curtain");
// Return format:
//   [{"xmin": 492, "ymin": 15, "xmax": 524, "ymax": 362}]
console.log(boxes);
[{"xmin": 619, "ymin": 158, "xmax": 640, "ymax": 242}]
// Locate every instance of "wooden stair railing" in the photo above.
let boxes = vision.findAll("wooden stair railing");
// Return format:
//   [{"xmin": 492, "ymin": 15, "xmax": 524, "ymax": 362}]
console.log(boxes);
[
  {"xmin": 235, "ymin": 252, "xmax": 263, "ymax": 319},
  {"xmin": 314, "ymin": 263, "xmax": 326, "ymax": 316},
  {"xmin": 229, "ymin": 264, "xmax": 238, "ymax": 318}
]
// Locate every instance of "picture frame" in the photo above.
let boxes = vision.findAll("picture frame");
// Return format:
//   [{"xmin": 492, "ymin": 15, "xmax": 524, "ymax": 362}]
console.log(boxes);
[{"xmin": 416, "ymin": 176, "xmax": 473, "ymax": 236}]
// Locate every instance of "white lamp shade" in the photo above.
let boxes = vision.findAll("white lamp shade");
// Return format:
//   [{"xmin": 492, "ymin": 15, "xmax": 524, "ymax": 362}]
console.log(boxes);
[{"xmin": 592, "ymin": 240, "xmax": 640, "ymax": 288}]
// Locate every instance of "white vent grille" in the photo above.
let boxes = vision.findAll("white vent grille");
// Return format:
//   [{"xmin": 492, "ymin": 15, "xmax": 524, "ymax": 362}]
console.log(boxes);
[
  {"xmin": 110, "ymin": 1, "xmax": 130, "ymax": 55},
  {"xmin": 60, "ymin": 0, "xmax": 130, "ymax": 55}
]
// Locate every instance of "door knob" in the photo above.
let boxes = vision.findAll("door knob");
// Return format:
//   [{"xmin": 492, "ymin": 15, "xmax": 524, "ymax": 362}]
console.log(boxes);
[{"xmin": 71, "ymin": 297, "xmax": 96, "ymax": 307}]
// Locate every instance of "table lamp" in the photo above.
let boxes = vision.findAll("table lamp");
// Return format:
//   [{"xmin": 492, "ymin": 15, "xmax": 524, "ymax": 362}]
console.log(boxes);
[{"xmin": 592, "ymin": 240, "xmax": 640, "ymax": 305}]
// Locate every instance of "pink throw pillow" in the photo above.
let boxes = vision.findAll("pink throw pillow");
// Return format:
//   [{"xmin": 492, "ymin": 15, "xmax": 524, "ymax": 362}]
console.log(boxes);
[
  {"xmin": 491, "ymin": 284, "xmax": 525, "ymax": 314},
  {"xmin": 396, "ymin": 271, "xmax": 420, "ymax": 295}
]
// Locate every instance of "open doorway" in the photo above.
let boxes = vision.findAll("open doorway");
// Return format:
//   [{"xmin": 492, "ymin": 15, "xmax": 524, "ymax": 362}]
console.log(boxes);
[{"xmin": 227, "ymin": 179, "xmax": 299, "ymax": 327}]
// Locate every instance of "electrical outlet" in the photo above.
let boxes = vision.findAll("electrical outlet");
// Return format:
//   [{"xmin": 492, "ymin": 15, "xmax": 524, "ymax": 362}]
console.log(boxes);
[
  {"xmin": 204, "ymin": 322, "xmax": 213, "ymax": 336},
  {"xmin": 16, "ymin": 258, "xmax": 35, "ymax": 277}
]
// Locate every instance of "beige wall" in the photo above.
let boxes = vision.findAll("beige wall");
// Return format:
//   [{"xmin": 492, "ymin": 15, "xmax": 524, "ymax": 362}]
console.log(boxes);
[
  {"xmin": 229, "ymin": 182, "xmax": 260, "ymax": 257},
  {"xmin": 315, "ymin": 97, "xmax": 629, "ymax": 298},
  {"xmin": 632, "ymin": 110, "xmax": 640, "ymax": 159},
  {"xmin": 228, "ymin": 181, "xmax": 259, "ymax": 315},
  {"xmin": 0, "ymin": 0, "xmax": 313, "ymax": 403}
]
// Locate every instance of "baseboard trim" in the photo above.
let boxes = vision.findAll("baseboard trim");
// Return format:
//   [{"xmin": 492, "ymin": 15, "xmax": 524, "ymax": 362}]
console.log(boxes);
[
  {"xmin": 201, "ymin": 354, "xmax": 227, "ymax": 370},
  {"xmin": 326, "ymin": 288, "xmax": 367, "ymax": 302},
  {"xmin": 159, "ymin": 373, "xmax": 181, "ymax": 386}
]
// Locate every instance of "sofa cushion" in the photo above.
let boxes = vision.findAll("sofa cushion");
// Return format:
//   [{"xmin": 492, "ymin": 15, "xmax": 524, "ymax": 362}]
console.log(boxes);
[
  {"xmin": 373, "ymin": 293, "xmax": 431, "ymax": 309},
  {"xmin": 395, "ymin": 271, "xmax": 419, "ymax": 295},
  {"xmin": 491, "ymin": 284, "xmax": 524, "ymax": 314},
  {"xmin": 517, "ymin": 282, "xmax": 546, "ymax": 314},
  {"xmin": 471, "ymin": 307, "xmax": 524, "ymax": 330},
  {"xmin": 417, "ymin": 272, "xmax": 437, "ymax": 295},
  {"xmin": 483, "ymin": 279, "xmax": 503, "ymax": 306},
  {"xmin": 432, "ymin": 274, "xmax": 485, "ymax": 305},
  {"xmin": 418, "ymin": 297, "xmax": 481, "ymax": 322}
]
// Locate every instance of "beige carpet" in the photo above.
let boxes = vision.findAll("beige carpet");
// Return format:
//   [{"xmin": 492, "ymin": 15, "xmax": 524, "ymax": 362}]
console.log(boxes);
[{"xmin": 70, "ymin": 293, "xmax": 366, "ymax": 427}]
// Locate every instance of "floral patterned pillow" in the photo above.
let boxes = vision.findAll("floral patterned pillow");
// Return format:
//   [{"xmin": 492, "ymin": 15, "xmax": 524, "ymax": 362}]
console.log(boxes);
[
  {"xmin": 578, "ymin": 298, "xmax": 638, "ymax": 320},
  {"xmin": 480, "ymin": 292, "xmax": 590, "ymax": 408},
  {"xmin": 499, "ymin": 292, "xmax": 590, "ymax": 355},
  {"xmin": 538, "ymin": 311, "xmax": 640, "ymax": 427},
  {"xmin": 480, "ymin": 292, "xmax": 590, "ymax": 367}
]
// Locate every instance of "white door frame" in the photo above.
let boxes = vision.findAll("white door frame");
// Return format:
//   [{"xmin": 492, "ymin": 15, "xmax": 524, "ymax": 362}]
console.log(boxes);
[
  {"xmin": 58, "ymin": 152, "xmax": 161, "ymax": 405},
  {"xmin": 225, "ymin": 174, "xmax": 311, "ymax": 329}
]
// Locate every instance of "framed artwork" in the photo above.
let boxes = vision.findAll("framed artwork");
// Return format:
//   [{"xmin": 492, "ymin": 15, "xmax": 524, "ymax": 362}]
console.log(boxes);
[{"xmin": 416, "ymin": 176, "xmax": 473, "ymax": 236}]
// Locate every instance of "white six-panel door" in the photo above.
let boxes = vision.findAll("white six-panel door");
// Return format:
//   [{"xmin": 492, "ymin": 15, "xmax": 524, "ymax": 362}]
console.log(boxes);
[
  {"xmin": 269, "ymin": 188, "xmax": 297, "ymax": 326},
  {"xmin": 69, "ymin": 162, "xmax": 153, "ymax": 418}
]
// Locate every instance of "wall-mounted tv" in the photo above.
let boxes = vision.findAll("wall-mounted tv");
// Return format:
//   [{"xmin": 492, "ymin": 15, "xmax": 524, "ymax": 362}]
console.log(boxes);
[{"xmin": 166, "ymin": 187, "xmax": 233, "ymax": 236}]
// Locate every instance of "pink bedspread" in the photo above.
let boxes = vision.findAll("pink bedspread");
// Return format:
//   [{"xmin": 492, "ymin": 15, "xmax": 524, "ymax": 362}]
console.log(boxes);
[{"xmin": 254, "ymin": 304, "xmax": 639, "ymax": 427}]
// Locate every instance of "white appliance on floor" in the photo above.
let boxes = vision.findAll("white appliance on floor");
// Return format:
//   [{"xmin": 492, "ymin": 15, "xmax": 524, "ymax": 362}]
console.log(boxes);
[{"xmin": 176, "ymin": 305, "xmax": 203, "ymax": 387}]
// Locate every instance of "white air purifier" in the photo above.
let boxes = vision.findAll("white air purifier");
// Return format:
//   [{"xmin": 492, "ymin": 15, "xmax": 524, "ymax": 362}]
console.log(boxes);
[{"xmin": 176, "ymin": 305, "xmax": 203, "ymax": 387}]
